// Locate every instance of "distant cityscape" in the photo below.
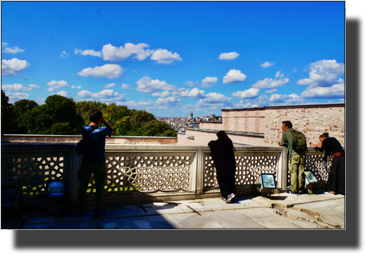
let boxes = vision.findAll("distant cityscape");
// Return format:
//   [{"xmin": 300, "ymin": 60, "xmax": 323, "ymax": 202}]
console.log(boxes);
[{"xmin": 155, "ymin": 111, "xmax": 221, "ymax": 133}]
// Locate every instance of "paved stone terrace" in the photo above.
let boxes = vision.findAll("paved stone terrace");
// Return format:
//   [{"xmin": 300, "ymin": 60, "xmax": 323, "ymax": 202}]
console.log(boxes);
[{"xmin": 2, "ymin": 192, "xmax": 344, "ymax": 229}]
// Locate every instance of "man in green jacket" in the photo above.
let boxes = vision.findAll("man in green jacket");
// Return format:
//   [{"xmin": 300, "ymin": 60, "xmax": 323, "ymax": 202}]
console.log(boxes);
[{"xmin": 278, "ymin": 121, "xmax": 305, "ymax": 194}]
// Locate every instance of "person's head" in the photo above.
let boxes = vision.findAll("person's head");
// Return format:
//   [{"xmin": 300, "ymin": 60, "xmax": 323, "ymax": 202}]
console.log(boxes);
[
  {"xmin": 89, "ymin": 109, "xmax": 102, "ymax": 124},
  {"xmin": 319, "ymin": 132, "xmax": 329, "ymax": 141},
  {"xmin": 217, "ymin": 130, "xmax": 228, "ymax": 140},
  {"xmin": 281, "ymin": 121, "xmax": 292, "ymax": 132}
]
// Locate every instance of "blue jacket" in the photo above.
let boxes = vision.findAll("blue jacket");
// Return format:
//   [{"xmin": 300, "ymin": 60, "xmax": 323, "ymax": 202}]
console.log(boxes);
[{"xmin": 81, "ymin": 125, "xmax": 112, "ymax": 162}]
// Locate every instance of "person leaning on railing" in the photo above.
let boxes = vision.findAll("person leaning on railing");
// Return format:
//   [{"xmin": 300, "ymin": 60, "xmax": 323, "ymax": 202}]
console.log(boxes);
[
  {"xmin": 310, "ymin": 133, "xmax": 345, "ymax": 195},
  {"xmin": 278, "ymin": 120, "xmax": 306, "ymax": 195},
  {"xmin": 76, "ymin": 109, "xmax": 114, "ymax": 218}
]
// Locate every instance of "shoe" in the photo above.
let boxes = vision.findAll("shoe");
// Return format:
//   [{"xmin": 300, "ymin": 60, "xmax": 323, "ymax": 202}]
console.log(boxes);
[
  {"xmin": 93, "ymin": 210, "xmax": 107, "ymax": 218},
  {"xmin": 221, "ymin": 196, "xmax": 227, "ymax": 202},
  {"xmin": 226, "ymin": 193, "xmax": 235, "ymax": 203},
  {"xmin": 75, "ymin": 210, "xmax": 84, "ymax": 218},
  {"xmin": 287, "ymin": 191, "xmax": 298, "ymax": 195}
]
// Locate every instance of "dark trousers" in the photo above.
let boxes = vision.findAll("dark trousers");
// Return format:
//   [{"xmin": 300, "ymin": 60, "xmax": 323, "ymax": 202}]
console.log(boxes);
[
  {"xmin": 76, "ymin": 160, "xmax": 107, "ymax": 212},
  {"xmin": 327, "ymin": 155, "xmax": 345, "ymax": 194},
  {"xmin": 217, "ymin": 174, "xmax": 236, "ymax": 198}
]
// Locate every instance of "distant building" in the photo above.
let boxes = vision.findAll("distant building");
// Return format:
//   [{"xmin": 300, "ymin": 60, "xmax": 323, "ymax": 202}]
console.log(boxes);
[{"xmin": 189, "ymin": 111, "xmax": 193, "ymax": 119}]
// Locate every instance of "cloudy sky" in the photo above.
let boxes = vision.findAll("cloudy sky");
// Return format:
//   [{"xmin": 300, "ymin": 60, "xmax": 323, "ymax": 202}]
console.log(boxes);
[{"xmin": 1, "ymin": 1, "xmax": 345, "ymax": 117}]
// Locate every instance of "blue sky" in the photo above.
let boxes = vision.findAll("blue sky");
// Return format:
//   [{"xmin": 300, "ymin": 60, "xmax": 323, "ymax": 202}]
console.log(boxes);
[{"xmin": 1, "ymin": 1, "xmax": 345, "ymax": 117}]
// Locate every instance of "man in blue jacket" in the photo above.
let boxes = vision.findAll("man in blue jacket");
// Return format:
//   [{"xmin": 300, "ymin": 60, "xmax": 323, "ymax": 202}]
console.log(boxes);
[{"xmin": 76, "ymin": 109, "xmax": 113, "ymax": 218}]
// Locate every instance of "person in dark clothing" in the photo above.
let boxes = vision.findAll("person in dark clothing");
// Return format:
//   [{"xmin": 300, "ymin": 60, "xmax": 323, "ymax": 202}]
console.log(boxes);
[
  {"xmin": 208, "ymin": 131, "xmax": 236, "ymax": 203},
  {"xmin": 76, "ymin": 109, "xmax": 114, "ymax": 218},
  {"xmin": 310, "ymin": 133, "xmax": 345, "ymax": 195}
]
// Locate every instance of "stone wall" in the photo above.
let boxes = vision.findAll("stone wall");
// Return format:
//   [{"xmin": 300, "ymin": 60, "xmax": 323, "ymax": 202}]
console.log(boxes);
[
  {"xmin": 264, "ymin": 104, "xmax": 345, "ymax": 147},
  {"xmin": 192, "ymin": 103, "xmax": 345, "ymax": 147},
  {"xmin": 2, "ymin": 135, "xmax": 178, "ymax": 145},
  {"xmin": 200, "ymin": 109, "xmax": 265, "ymax": 133},
  {"xmin": 177, "ymin": 129, "xmax": 267, "ymax": 146}
]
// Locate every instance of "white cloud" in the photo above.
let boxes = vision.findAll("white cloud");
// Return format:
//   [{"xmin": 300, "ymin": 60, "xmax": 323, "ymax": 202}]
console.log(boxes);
[
  {"xmin": 2, "ymin": 83, "xmax": 40, "ymax": 92},
  {"xmin": 78, "ymin": 64, "xmax": 123, "ymax": 79},
  {"xmin": 152, "ymin": 91, "xmax": 171, "ymax": 97},
  {"xmin": 36, "ymin": 97, "xmax": 46, "ymax": 105},
  {"xmin": 105, "ymin": 83, "xmax": 115, "ymax": 89},
  {"xmin": 200, "ymin": 76, "xmax": 218, "ymax": 87},
  {"xmin": 195, "ymin": 92, "xmax": 232, "ymax": 108},
  {"xmin": 121, "ymin": 83, "xmax": 133, "ymax": 90},
  {"xmin": 47, "ymin": 80, "xmax": 69, "ymax": 91},
  {"xmin": 5, "ymin": 91, "xmax": 29, "ymax": 103},
  {"xmin": 231, "ymin": 88, "xmax": 260, "ymax": 99},
  {"xmin": 219, "ymin": 52, "xmax": 240, "ymax": 60},
  {"xmin": 297, "ymin": 59, "xmax": 344, "ymax": 87},
  {"xmin": 60, "ymin": 51, "xmax": 69, "ymax": 58},
  {"xmin": 266, "ymin": 88, "xmax": 277, "ymax": 93},
  {"xmin": 269, "ymin": 93, "xmax": 303, "ymax": 105},
  {"xmin": 2, "ymin": 45, "xmax": 25, "ymax": 54},
  {"xmin": 56, "ymin": 91, "xmax": 68, "ymax": 97},
  {"xmin": 222, "ymin": 69, "xmax": 247, "ymax": 84},
  {"xmin": 71, "ymin": 85, "xmax": 81, "ymax": 89},
  {"xmin": 172, "ymin": 88, "xmax": 206, "ymax": 99},
  {"xmin": 296, "ymin": 60, "xmax": 345, "ymax": 100},
  {"xmin": 233, "ymin": 99, "xmax": 259, "ymax": 109},
  {"xmin": 136, "ymin": 76, "xmax": 177, "ymax": 93},
  {"xmin": 300, "ymin": 83, "xmax": 344, "ymax": 99},
  {"xmin": 102, "ymin": 43, "xmax": 153, "ymax": 61},
  {"xmin": 77, "ymin": 89, "xmax": 127, "ymax": 102},
  {"xmin": 101, "ymin": 43, "xmax": 182, "ymax": 64},
  {"xmin": 155, "ymin": 97, "xmax": 180, "ymax": 108},
  {"xmin": 150, "ymin": 49, "xmax": 182, "ymax": 64},
  {"xmin": 75, "ymin": 49, "xmax": 102, "ymax": 57},
  {"xmin": 184, "ymin": 81, "xmax": 195, "ymax": 87},
  {"xmin": 251, "ymin": 72, "xmax": 289, "ymax": 89},
  {"xmin": 261, "ymin": 61, "xmax": 275, "ymax": 68},
  {"xmin": 292, "ymin": 68, "xmax": 297, "ymax": 73},
  {"xmin": 202, "ymin": 77, "xmax": 218, "ymax": 84},
  {"xmin": 2, "ymin": 58, "xmax": 30, "ymax": 76}
]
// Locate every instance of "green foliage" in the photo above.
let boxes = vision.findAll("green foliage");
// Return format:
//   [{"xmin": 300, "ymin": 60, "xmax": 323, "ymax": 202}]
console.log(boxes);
[
  {"xmin": 1, "ymin": 90, "xmax": 18, "ymax": 134},
  {"xmin": 26, "ymin": 95, "xmax": 84, "ymax": 135},
  {"xmin": 6, "ymin": 93, "xmax": 177, "ymax": 137},
  {"xmin": 13, "ymin": 99, "xmax": 39, "ymax": 134},
  {"xmin": 76, "ymin": 100, "xmax": 107, "ymax": 125},
  {"xmin": 28, "ymin": 105, "xmax": 52, "ymax": 134}
]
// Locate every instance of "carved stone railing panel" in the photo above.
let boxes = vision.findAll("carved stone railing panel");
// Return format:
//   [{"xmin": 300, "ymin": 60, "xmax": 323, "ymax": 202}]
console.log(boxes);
[
  {"xmin": 84, "ymin": 152, "xmax": 196, "ymax": 195},
  {"xmin": 1, "ymin": 144, "xmax": 72, "ymax": 198},
  {"xmin": 286, "ymin": 150, "xmax": 333, "ymax": 185},
  {"xmin": 203, "ymin": 151, "xmax": 282, "ymax": 190}
]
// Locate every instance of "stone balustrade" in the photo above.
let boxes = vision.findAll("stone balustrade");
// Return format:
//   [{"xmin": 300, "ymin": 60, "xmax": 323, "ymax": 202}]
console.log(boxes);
[{"xmin": 1, "ymin": 143, "xmax": 329, "ymax": 207}]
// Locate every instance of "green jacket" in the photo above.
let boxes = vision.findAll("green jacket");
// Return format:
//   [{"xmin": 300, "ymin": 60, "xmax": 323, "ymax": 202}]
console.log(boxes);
[{"xmin": 281, "ymin": 128, "xmax": 301, "ymax": 157}]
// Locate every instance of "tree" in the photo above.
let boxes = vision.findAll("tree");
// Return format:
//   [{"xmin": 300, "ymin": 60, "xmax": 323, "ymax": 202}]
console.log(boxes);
[
  {"xmin": 141, "ymin": 119, "xmax": 177, "ymax": 137},
  {"xmin": 44, "ymin": 95, "xmax": 84, "ymax": 135},
  {"xmin": 13, "ymin": 99, "xmax": 38, "ymax": 134},
  {"xmin": 76, "ymin": 100, "xmax": 107, "ymax": 125},
  {"xmin": 1, "ymin": 90, "xmax": 17, "ymax": 134},
  {"xmin": 26, "ymin": 95, "xmax": 84, "ymax": 135},
  {"xmin": 27, "ymin": 105, "xmax": 53, "ymax": 134}
]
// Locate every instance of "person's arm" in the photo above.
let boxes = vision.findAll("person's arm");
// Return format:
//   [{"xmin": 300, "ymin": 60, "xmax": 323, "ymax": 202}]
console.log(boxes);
[
  {"xmin": 101, "ymin": 116, "xmax": 114, "ymax": 135},
  {"xmin": 310, "ymin": 141, "xmax": 324, "ymax": 152},
  {"xmin": 310, "ymin": 142, "xmax": 322, "ymax": 148},
  {"xmin": 278, "ymin": 132, "xmax": 288, "ymax": 147}
]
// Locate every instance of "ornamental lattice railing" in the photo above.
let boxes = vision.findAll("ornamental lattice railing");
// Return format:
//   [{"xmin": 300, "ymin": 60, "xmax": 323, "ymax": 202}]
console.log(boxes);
[{"xmin": 1, "ymin": 143, "xmax": 328, "ymax": 205}]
